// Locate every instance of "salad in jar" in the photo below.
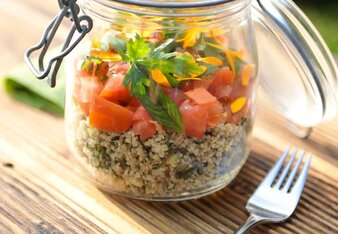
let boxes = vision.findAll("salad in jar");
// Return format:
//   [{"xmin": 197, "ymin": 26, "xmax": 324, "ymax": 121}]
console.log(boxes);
[{"xmin": 66, "ymin": 20, "xmax": 257, "ymax": 199}]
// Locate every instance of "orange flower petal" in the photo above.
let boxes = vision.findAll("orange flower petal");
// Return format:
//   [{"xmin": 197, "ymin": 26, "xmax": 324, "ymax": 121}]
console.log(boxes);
[
  {"xmin": 241, "ymin": 64, "xmax": 255, "ymax": 86},
  {"xmin": 199, "ymin": 57, "xmax": 223, "ymax": 66},
  {"xmin": 151, "ymin": 69, "xmax": 171, "ymax": 87},
  {"xmin": 177, "ymin": 77, "xmax": 202, "ymax": 81},
  {"xmin": 176, "ymin": 28, "xmax": 203, "ymax": 49},
  {"xmin": 230, "ymin": 97, "xmax": 247, "ymax": 113},
  {"xmin": 90, "ymin": 50, "xmax": 122, "ymax": 62}
]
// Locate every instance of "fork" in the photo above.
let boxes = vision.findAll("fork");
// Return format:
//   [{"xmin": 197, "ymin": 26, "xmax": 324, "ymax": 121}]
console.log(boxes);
[{"xmin": 235, "ymin": 147, "xmax": 312, "ymax": 234}]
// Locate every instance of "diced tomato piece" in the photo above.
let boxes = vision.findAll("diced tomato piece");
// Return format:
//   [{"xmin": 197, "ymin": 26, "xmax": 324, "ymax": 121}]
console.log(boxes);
[
  {"xmin": 100, "ymin": 76, "xmax": 131, "ymax": 104},
  {"xmin": 185, "ymin": 88, "xmax": 217, "ymax": 105},
  {"xmin": 210, "ymin": 85, "xmax": 232, "ymax": 99},
  {"xmin": 192, "ymin": 79, "xmax": 212, "ymax": 90},
  {"xmin": 133, "ymin": 106, "xmax": 152, "ymax": 121},
  {"xmin": 109, "ymin": 61, "xmax": 130, "ymax": 75},
  {"xmin": 89, "ymin": 95, "xmax": 133, "ymax": 132},
  {"xmin": 77, "ymin": 77, "xmax": 104, "ymax": 103},
  {"xmin": 163, "ymin": 88, "xmax": 186, "ymax": 106},
  {"xmin": 78, "ymin": 102, "xmax": 91, "ymax": 116},
  {"xmin": 180, "ymin": 100, "xmax": 208, "ymax": 139},
  {"xmin": 230, "ymin": 77, "xmax": 250, "ymax": 102},
  {"xmin": 75, "ymin": 76, "xmax": 104, "ymax": 115},
  {"xmin": 132, "ymin": 120, "xmax": 157, "ymax": 141},
  {"xmin": 180, "ymin": 81, "xmax": 194, "ymax": 92},
  {"xmin": 126, "ymin": 96, "xmax": 141, "ymax": 112},
  {"xmin": 225, "ymin": 100, "xmax": 251, "ymax": 124},
  {"xmin": 149, "ymin": 32, "xmax": 164, "ymax": 43},
  {"xmin": 200, "ymin": 100, "xmax": 224, "ymax": 126},
  {"xmin": 132, "ymin": 106, "xmax": 156, "ymax": 140},
  {"xmin": 115, "ymin": 63, "xmax": 130, "ymax": 74},
  {"xmin": 208, "ymin": 67, "xmax": 233, "ymax": 96}
]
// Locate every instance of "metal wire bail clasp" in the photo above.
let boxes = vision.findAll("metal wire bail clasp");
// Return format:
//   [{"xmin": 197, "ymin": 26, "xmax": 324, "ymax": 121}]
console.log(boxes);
[{"xmin": 24, "ymin": 0, "xmax": 93, "ymax": 87}]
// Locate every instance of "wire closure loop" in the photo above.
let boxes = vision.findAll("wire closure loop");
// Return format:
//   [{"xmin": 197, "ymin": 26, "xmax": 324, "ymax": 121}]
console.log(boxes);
[{"xmin": 25, "ymin": 0, "xmax": 93, "ymax": 87}]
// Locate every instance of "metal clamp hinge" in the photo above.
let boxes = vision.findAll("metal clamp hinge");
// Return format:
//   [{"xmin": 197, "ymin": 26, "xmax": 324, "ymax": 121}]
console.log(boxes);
[{"xmin": 24, "ymin": 0, "xmax": 93, "ymax": 87}]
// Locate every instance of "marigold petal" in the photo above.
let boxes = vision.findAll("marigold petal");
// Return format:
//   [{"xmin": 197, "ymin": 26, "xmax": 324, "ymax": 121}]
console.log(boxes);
[
  {"xmin": 90, "ymin": 50, "xmax": 122, "ymax": 62},
  {"xmin": 230, "ymin": 97, "xmax": 247, "ymax": 113},
  {"xmin": 241, "ymin": 64, "xmax": 255, "ymax": 86},
  {"xmin": 176, "ymin": 28, "xmax": 203, "ymax": 49},
  {"xmin": 151, "ymin": 69, "xmax": 171, "ymax": 87},
  {"xmin": 199, "ymin": 57, "xmax": 223, "ymax": 66},
  {"xmin": 177, "ymin": 77, "xmax": 202, "ymax": 81}
]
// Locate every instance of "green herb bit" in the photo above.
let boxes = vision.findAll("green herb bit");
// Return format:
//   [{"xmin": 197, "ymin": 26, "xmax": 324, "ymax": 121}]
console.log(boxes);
[
  {"xmin": 176, "ymin": 166, "xmax": 195, "ymax": 179},
  {"xmin": 123, "ymin": 63, "xmax": 150, "ymax": 97},
  {"xmin": 199, "ymin": 62, "xmax": 219, "ymax": 78},
  {"xmin": 126, "ymin": 35, "xmax": 151, "ymax": 62},
  {"xmin": 140, "ymin": 81, "xmax": 184, "ymax": 133},
  {"xmin": 194, "ymin": 33, "xmax": 207, "ymax": 51}
]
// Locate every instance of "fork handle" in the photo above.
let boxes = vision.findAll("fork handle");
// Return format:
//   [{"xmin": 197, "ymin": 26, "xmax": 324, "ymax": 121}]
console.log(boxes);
[{"xmin": 235, "ymin": 215, "xmax": 266, "ymax": 234}]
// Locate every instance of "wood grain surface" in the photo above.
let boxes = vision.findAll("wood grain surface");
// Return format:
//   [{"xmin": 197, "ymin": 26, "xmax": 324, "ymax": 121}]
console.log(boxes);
[{"xmin": 0, "ymin": 0, "xmax": 337, "ymax": 233}]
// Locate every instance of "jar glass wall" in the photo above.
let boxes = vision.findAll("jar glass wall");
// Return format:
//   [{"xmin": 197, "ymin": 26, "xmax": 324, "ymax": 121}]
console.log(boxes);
[{"xmin": 65, "ymin": 0, "xmax": 258, "ymax": 200}]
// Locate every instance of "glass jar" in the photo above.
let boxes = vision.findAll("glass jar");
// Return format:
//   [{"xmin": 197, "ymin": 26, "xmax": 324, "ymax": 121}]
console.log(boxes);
[
  {"xmin": 25, "ymin": 0, "xmax": 337, "ymax": 201},
  {"xmin": 65, "ymin": 0, "xmax": 257, "ymax": 200}
]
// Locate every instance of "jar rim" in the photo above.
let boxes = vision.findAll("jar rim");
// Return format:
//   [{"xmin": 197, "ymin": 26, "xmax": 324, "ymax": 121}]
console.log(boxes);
[
  {"xmin": 81, "ymin": 0, "xmax": 250, "ymax": 18},
  {"xmin": 103, "ymin": 0, "xmax": 236, "ymax": 8}
]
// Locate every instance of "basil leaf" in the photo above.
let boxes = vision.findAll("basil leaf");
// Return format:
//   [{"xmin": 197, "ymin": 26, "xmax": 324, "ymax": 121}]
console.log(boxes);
[
  {"xmin": 163, "ymin": 73, "xmax": 180, "ymax": 87},
  {"xmin": 139, "ymin": 81, "xmax": 184, "ymax": 133}
]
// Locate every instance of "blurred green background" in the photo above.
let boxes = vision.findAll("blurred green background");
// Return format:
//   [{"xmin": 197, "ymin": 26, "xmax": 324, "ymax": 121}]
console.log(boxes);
[{"xmin": 298, "ymin": 0, "xmax": 338, "ymax": 54}]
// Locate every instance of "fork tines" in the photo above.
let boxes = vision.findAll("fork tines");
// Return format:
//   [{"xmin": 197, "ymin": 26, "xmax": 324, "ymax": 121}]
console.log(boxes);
[{"xmin": 261, "ymin": 147, "xmax": 312, "ymax": 193}]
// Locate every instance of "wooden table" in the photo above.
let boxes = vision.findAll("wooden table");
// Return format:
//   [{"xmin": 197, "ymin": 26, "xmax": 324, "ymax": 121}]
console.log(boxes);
[{"xmin": 0, "ymin": 1, "xmax": 337, "ymax": 233}]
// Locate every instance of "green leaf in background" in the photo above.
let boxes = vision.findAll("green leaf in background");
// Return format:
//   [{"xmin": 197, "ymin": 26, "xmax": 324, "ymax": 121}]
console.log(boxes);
[
  {"xmin": 1, "ymin": 60, "xmax": 65, "ymax": 116},
  {"xmin": 298, "ymin": 1, "xmax": 338, "ymax": 54},
  {"xmin": 3, "ymin": 79, "xmax": 63, "ymax": 115}
]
